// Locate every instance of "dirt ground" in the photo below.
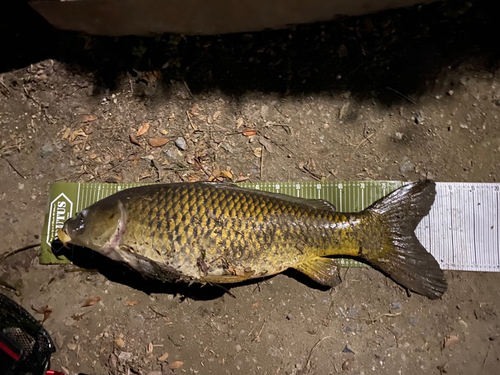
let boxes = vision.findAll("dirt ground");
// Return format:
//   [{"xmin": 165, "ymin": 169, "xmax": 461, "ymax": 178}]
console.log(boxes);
[{"xmin": 1, "ymin": 0, "xmax": 500, "ymax": 374}]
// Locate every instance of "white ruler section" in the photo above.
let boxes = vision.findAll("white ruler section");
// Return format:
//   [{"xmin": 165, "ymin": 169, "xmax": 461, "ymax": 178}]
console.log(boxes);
[{"xmin": 416, "ymin": 182, "xmax": 500, "ymax": 272}]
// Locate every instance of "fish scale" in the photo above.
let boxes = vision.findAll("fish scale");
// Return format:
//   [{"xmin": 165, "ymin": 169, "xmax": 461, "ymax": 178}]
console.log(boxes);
[{"xmin": 120, "ymin": 183, "xmax": 337, "ymax": 276}]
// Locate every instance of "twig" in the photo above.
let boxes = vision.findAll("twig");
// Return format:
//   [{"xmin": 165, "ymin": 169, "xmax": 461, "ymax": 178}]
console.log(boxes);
[
  {"xmin": 350, "ymin": 132, "xmax": 374, "ymax": 158},
  {"xmin": 299, "ymin": 336, "xmax": 335, "ymax": 374},
  {"xmin": 0, "ymin": 278, "xmax": 18, "ymax": 293},
  {"xmin": 2, "ymin": 157, "xmax": 27, "ymax": 179},
  {"xmin": 260, "ymin": 148, "xmax": 264, "ymax": 180},
  {"xmin": 251, "ymin": 322, "xmax": 266, "ymax": 342},
  {"xmin": 0, "ymin": 243, "xmax": 40, "ymax": 263},
  {"xmin": 386, "ymin": 87, "xmax": 416, "ymax": 105},
  {"xmin": 387, "ymin": 327, "xmax": 399, "ymax": 348},
  {"xmin": 352, "ymin": 312, "xmax": 401, "ymax": 324},
  {"xmin": 482, "ymin": 343, "xmax": 492, "ymax": 369},
  {"xmin": 186, "ymin": 111, "xmax": 198, "ymax": 130},
  {"xmin": 183, "ymin": 80, "xmax": 193, "ymax": 98},
  {"xmin": 148, "ymin": 305, "xmax": 168, "ymax": 318}
]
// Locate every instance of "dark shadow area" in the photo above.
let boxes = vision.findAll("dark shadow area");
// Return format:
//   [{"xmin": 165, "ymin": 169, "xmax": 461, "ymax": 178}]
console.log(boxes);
[
  {"xmin": 1, "ymin": 0, "xmax": 499, "ymax": 104},
  {"xmin": 50, "ymin": 239, "xmax": 335, "ymax": 300}
]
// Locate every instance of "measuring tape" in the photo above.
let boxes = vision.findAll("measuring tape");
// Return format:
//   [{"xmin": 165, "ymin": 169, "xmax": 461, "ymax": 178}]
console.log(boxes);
[{"xmin": 41, "ymin": 181, "xmax": 500, "ymax": 272}]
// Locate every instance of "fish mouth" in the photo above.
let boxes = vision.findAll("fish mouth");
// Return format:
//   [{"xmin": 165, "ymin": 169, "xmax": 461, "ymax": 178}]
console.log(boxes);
[{"xmin": 57, "ymin": 228, "xmax": 72, "ymax": 248}]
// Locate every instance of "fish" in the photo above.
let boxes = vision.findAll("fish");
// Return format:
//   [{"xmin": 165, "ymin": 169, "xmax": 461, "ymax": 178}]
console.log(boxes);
[{"xmin": 57, "ymin": 180, "xmax": 447, "ymax": 299}]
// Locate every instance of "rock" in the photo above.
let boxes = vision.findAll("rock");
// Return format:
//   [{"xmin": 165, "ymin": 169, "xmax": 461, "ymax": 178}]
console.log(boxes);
[
  {"xmin": 342, "ymin": 345, "xmax": 355, "ymax": 354},
  {"xmin": 347, "ymin": 308, "xmax": 357, "ymax": 318},
  {"xmin": 395, "ymin": 132, "xmax": 404, "ymax": 140},
  {"xmin": 66, "ymin": 343, "xmax": 77, "ymax": 351},
  {"xmin": 235, "ymin": 344, "xmax": 242, "ymax": 353},
  {"xmin": 399, "ymin": 156, "xmax": 414, "ymax": 174},
  {"xmin": 118, "ymin": 351, "xmax": 133, "ymax": 361},
  {"xmin": 175, "ymin": 137, "xmax": 187, "ymax": 150},
  {"xmin": 408, "ymin": 315, "xmax": 418, "ymax": 327},
  {"xmin": 41, "ymin": 143, "xmax": 53, "ymax": 158},
  {"xmin": 391, "ymin": 302, "xmax": 402, "ymax": 310}
]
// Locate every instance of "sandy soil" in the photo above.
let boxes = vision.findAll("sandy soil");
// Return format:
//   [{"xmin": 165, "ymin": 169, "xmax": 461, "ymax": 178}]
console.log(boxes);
[{"xmin": 1, "ymin": 0, "xmax": 500, "ymax": 374}]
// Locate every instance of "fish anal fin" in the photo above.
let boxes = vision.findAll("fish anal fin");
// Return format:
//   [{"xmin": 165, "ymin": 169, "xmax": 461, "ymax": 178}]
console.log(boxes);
[{"xmin": 294, "ymin": 257, "xmax": 341, "ymax": 287}]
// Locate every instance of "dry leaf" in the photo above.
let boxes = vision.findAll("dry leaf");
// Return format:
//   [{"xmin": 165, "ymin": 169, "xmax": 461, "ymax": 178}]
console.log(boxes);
[
  {"xmin": 190, "ymin": 103, "xmax": 199, "ymax": 115},
  {"xmin": 220, "ymin": 170, "xmax": 233, "ymax": 180},
  {"xmin": 339, "ymin": 103, "xmax": 349, "ymax": 120},
  {"xmin": 213, "ymin": 111, "xmax": 221, "ymax": 121},
  {"xmin": 82, "ymin": 296, "xmax": 101, "ymax": 307},
  {"xmin": 152, "ymin": 70, "xmax": 162, "ymax": 80},
  {"xmin": 126, "ymin": 300, "xmax": 138, "ymax": 306},
  {"xmin": 148, "ymin": 138, "xmax": 169, "ymax": 147},
  {"xmin": 129, "ymin": 134, "xmax": 141, "ymax": 146},
  {"xmin": 115, "ymin": 337, "xmax": 125, "ymax": 348},
  {"xmin": 168, "ymin": 113, "xmax": 175, "ymax": 121},
  {"xmin": 71, "ymin": 313, "xmax": 86, "ymax": 321},
  {"xmin": 147, "ymin": 342, "xmax": 154, "ymax": 354},
  {"xmin": 31, "ymin": 305, "xmax": 53, "ymax": 322},
  {"xmin": 235, "ymin": 175, "xmax": 250, "ymax": 182},
  {"xmin": 169, "ymin": 361, "xmax": 183, "ymax": 369},
  {"xmin": 444, "ymin": 335, "xmax": 459, "ymax": 348},
  {"xmin": 236, "ymin": 117, "xmax": 244, "ymax": 127},
  {"xmin": 242, "ymin": 128, "xmax": 257, "ymax": 137},
  {"xmin": 258, "ymin": 136, "xmax": 274, "ymax": 153},
  {"xmin": 89, "ymin": 153, "xmax": 97, "ymax": 160},
  {"xmin": 69, "ymin": 129, "xmax": 87, "ymax": 143},
  {"xmin": 158, "ymin": 352, "xmax": 169, "ymax": 362},
  {"xmin": 137, "ymin": 122, "xmax": 150, "ymax": 136},
  {"xmin": 82, "ymin": 115, "xmax": 98, "ymax": 122},
  {"xmin": 211, "ymin": 164, "xmax": 221, "ymax": 179},
  {"xmin": 253, "ymin": 147, "xmax": 262, "ymax": 158},
  {"xmin": 61, "ymin": 127, "xmax": 71, "ymax": 140}
]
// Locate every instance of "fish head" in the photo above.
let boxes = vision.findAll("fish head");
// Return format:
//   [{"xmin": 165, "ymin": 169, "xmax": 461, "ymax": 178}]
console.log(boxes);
[{"xmin": 58, "ymin": 198, "xmax": 125, "ymax": 251}]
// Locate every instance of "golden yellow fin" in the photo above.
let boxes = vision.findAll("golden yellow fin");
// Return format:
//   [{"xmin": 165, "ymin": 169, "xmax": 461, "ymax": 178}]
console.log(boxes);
[{"xmin": 293, "ymin": 257, "xmax": 341, "ymax": 287}]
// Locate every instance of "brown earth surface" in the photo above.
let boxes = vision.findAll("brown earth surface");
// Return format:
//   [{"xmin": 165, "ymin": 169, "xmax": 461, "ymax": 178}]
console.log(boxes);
[{"xmin": 1, "ymin": 1, "xmax": 500, "ymax": 374}]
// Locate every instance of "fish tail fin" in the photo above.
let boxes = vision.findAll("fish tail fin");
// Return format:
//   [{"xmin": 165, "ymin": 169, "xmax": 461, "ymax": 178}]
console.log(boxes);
[{"xmin": 362, "ymin": 180, "xmax": 447, "ymax": 299}]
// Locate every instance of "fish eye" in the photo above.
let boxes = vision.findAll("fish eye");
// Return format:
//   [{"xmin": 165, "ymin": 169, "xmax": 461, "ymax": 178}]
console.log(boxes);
[{"xmin": 74, "ymin": 211, "xmax": 86, "ymax": 233}]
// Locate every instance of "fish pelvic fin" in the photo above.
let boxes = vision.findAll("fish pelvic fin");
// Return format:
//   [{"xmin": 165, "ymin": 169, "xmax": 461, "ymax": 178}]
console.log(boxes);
[
  {"xmin": 361, "ymin": 180, "xmax": 447, "ymax": 299},
  {"xmin": 293, "ymin": 257, "xmax": 342, "ymax": 288}
]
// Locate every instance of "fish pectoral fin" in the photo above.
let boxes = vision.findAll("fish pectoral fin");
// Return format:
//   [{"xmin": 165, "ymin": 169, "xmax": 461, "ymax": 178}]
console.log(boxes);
[{"xmin": 293, "ymin": 257, "xmax": 342, "ymax": 288}]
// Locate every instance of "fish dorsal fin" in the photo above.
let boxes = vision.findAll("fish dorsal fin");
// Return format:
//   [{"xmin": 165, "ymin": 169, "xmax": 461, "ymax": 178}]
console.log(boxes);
[
  {"xmin": 293, "ymin": 257, "xmax": 342, "ymax": 287},
  {"xmin": 201, "ymin": 182, "xmax": 336, "ymax": 212}
]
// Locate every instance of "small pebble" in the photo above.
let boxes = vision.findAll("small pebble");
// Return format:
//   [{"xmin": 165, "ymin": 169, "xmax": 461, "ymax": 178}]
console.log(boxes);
[
  {"xmin": 41, "ymin": 143, "xmax": 53, "ymax": 158},
  {"xmin": 408, "ymin": 315, "xmax": 418, "ymax": 327},
  {"xmin": 235, "ymin": 344, "xmax": 242, "ymax": 353},
  {"xmin": 460, "ymin": 123, "xmax": 468, "ymax": 129},
  {"xmin": 399, "ymin": 156, "xmax": 414, "ymax": 174},
  {"xmin": 66, "ymin": 343, "xmax": 77, "ymax": 351},
  {"xmin": 118, "ymin": 351, "xmax": 132, "ymax": 361},
  {"xmin": 342, "ymin": 345, "xmax": 355, "ymax": 354},
  {"xmin": 391, "ymin": 302, "xmax": 401, "ymax": 310},
  {"xmin": 395, "ymin": 132, "xmax": 403, "ymax": 140},
  {"xmin": 175, "ymin": 137, "xmax": 187, "ymax": 150}
]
